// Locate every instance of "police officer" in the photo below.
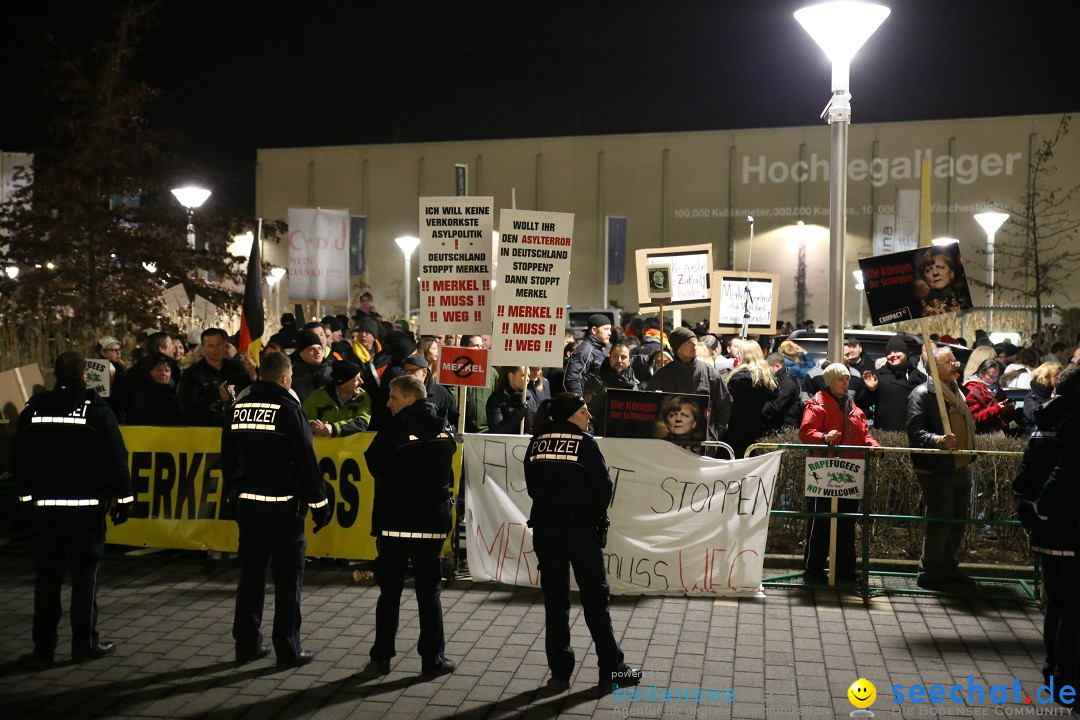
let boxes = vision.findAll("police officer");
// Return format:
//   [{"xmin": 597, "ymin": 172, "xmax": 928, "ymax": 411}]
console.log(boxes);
[
  {"xmin": 221, "ymin": 351, "xmax": 331, "ymax": 668},
  {"xmin": 364, "ymin": 374, "xmax": 456, "ymax": 678},
  {"xmin": 13, "ymin": 351, "xmax": 134, "ymax": 665},
  {"xmin": 523, "ymin": 392, "xmax": 642, "ymax": 691}
]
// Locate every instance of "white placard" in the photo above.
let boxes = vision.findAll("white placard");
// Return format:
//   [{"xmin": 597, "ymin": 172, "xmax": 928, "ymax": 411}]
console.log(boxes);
[
  {"xmin": 709, "ymin": 271, "xmax": 780, "ymax": 335},
  {"xmin": 490, "ymin": 209, "xmax": 574, "ymax": 367},
  {"xmin": 636, "ymin": 245, "xmax": 713, "ymax": 310},
  {"xmin": 84, "ymin": 358, "xmax": 111, "ymax": 398},
  {"xmin": 804, "ymin": 456, "xmax": 866, "ymax": 499},
  {"xmin": 464, "ymin": 435, "xmax": 780, "ymax": 596},
  {"xmin": 417, "ymin": 197, "xmax": 494, "ymax": 335},
  {"xmin": 162, "ymin": 283, "xmax": 189, "ymax": 314},
  {"xmin": 192, "ymin": 295, "xmax": 218, "ymax": 327},
  {"xmin": 287, "ymin": 207, "xmax": 350, "ymax": 301}
]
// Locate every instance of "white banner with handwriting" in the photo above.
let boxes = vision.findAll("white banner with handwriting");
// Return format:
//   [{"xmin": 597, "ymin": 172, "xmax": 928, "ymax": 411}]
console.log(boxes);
[{"xmin": 464, "ymin": 435, "xmax": 780, "ymax": 596}]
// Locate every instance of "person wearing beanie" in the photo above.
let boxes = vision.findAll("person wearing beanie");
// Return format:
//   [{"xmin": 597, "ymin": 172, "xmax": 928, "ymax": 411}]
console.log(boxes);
[
  {"xmin": 523, "ymin": 392, "xmax": 643, "ymax": 691},
  {"xmin": 302, "ymin": 359, "xmax": 372, "ymax": 438},
  {"xmin": 563, "ymin": 314, "xmax": 612, "ymax": 396},
  {"xmin": 907, "ymin": 345, "xmax": 977, "ymax": 590},
  {"xmin": 645, "ymin": 326, "xmax": 733, "ymax": 451},
  {"xmin": 799, "ymin": 362, "xmax": 880, "ymax": 586},
  {"xmin": 1013, "ymin": 362, "xmax": 1080, "ymax": 688},
  {"xmin": 858, "ymin": 336, "xmax": 926, "ymax": 432},
  {"xmin": 629, "ymin": 316, "xmax": 668, "ymax": 383},
  {"xmin": 290, "ymin": 328, "xmax": 332, "ymax": 403}
]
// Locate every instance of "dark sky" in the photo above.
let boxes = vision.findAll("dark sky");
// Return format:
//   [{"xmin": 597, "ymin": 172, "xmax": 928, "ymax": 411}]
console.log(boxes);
[{"xmin": 6, "ymin": 1, "xmax": 1078, "ymax": 214}]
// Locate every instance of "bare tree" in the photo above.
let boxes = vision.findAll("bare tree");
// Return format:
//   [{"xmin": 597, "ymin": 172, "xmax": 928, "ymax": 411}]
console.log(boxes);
[{"xmin": 989, "ymin": 115, "xmax": 1080, "ymax": 339}]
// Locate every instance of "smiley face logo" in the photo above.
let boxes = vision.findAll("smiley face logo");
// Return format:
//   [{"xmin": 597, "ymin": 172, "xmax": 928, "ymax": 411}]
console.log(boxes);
[{"xmin": 847, "ymin": 678, "xmax": 877, "ymax": 709}]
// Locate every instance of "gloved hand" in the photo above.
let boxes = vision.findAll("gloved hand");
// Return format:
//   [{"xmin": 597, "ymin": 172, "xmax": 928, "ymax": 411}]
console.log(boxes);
[
  {"xmin": 110, "ymin": 502, "xmax": 131, "ymax": 526},
  {"xmin": 311, "ymin": 505, "xmax": 332, "ymax": 534},
  {"xmin": 1015, "ymin": 501, "xmax": 1039, "ymax": 531},
  {"xmin": 597, "ymin": 514, "xmax": 610, "ymax": 549}
]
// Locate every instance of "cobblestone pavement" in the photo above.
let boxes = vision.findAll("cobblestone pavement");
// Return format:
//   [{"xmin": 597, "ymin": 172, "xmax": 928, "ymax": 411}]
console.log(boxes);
[{"xmin": 0, "ymin": 549, "xmax": 1062, "ymax": 719}]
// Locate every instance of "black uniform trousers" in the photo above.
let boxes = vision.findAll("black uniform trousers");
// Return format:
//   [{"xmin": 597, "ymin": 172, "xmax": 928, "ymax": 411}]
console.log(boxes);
[
  {"xmin": 1039, "ymin": 553, "xmax": 1080, "ymax": 689},
  {"xmin": 32, "ymin": 508, "xmax": 106, "ymax": 658},
  {"xmin": 532, "ymin": 523, "xmax": 623, "ymax": 680},
  {"xmin": 371, "ymin": 536, "xmax": 448, "ymax": 670},
  {"xmin": 804, "ymin": 497, "xmax": 858, "ymax": 580},
  {"xmin": 232, "ymin": 501, "xmax": 306, "ymax": 660}
]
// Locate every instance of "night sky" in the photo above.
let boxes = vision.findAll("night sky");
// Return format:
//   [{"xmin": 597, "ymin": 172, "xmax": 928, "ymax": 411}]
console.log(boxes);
[{"xmin": 6, "ymin": 0, "xmax": 1078, "ymax": 214}]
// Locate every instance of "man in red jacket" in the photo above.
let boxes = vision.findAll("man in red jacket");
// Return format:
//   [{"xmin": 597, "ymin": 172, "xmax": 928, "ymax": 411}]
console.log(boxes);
[{"xmin": 799, "ymin": 362, "xmax": 880, "ymax": 585}]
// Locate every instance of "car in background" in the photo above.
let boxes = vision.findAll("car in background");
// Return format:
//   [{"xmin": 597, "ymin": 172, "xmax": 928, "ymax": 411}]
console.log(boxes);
[
  {"xmin": 770, "ymin": 329, "xmax": 973, "ymax": 370},
  {"xmin": 566, "ymin": 308, "xmax": 626, "ymax": 340}
]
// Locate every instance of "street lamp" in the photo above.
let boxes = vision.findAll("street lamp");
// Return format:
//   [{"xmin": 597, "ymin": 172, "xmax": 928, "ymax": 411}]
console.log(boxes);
[
  {"xmin": 4, "ymin": 266, "xmax": 18, "ymax": 280},
  {"xmin": 267, "ymin": 266, "xmax": 286, "ymax": 320},
  {"xmin": 228, "ymin": 231, "xmax": 254, "ymax": 258},
  {"xmin": 394, "ymin": 235, "xmax": 421, "ymax": 321},
  {"xmin": 171, "ymin": 186, "xmax": 212, "ymax": 250},
  {"xmin": 795, "ymin": 1, "xmax": 890, "ymax": 362},
  {"xmin": 974, "ymin": 210, "xmax": 1009, "ymax": 330}
]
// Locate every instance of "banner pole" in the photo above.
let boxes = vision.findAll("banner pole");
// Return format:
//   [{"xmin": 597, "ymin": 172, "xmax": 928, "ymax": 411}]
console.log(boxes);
[
  {"xmin": 828, "ymin": 497, "xmax": 838, "ymax": 587},
  {"xmin": 457, "ymin": 386, "xmax": 467, "ymax": 434}
]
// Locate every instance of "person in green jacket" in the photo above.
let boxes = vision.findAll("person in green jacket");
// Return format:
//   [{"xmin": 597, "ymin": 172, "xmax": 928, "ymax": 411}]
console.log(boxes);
[{"xmin": 302, "ymin": 360, "xmax": 372, "ymax": 438}]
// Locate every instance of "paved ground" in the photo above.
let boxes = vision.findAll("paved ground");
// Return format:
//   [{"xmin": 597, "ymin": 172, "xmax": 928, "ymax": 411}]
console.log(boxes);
[{"xmin": 0, "ymin": 547, "xmax": 1066, "ymax": 719}]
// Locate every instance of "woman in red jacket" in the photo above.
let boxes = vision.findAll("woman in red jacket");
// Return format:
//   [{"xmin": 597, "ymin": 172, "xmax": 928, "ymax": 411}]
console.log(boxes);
[
  {"xmin": 964, "ymin": 359, "xmax": 1017, "ymax": 434},
  {"xmin": 799, "ymin": 362, "xmax": 880, "ymax": 585}
]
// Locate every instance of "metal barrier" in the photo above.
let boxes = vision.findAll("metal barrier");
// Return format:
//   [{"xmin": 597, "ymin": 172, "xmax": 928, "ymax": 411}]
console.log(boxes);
[{"xmin": 744, "ymin": 441, "xmax": 1034, "ymax": 606}]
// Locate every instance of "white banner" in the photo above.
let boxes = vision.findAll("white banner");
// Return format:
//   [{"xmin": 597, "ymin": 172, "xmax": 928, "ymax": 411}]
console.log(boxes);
[
  {"xmin": 463, "ymin": 435, "xmax": 781, "ymax": 596},
  {"xmin": 804, "ymin": 456, "xmax": 866, "ymax": 499},
  {"xmin": 418, "ymin": 197, "xmax": 494, "ymax": 335},
  {"xmin": 491, "ymin": 209, "xmax": 574, "ymax": 368},
  {"xmin": 895, "ymin": 189, "xmax": 920, "ymax": 252},
  {"xmin": 85, "ymin": 358, "xmax": 111, "ymax": 398},
  {"xmin": 192, "ymin": 295, "xmax": 218, "ymax": 327},
  {"xmin": 287, "ymin": 207, "xmax": 350, "ymax": 301}
]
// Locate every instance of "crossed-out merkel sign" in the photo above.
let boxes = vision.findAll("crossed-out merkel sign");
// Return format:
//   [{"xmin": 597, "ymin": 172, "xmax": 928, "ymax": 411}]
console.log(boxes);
[{"xmin": 437, "ymin": 346, "xmax": 490, "ymax": 387}]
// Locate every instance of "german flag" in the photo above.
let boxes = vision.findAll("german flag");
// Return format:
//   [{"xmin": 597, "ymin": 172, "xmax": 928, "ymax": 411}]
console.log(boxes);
[{"xmin": 237, "ymin": 234, "xmax": 264, "ymax": 360}]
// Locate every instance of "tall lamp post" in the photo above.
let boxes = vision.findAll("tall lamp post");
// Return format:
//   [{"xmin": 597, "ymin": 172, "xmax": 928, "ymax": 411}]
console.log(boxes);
[
  {"xmin": 974, "ymin": 210, "xmax": 1009, "ymax": 331},
  {"xmin": 795, "ymin": 1, "xmax": 890, "ymax": 362},
  {"xmin": 394, "ymin": 236, "xmax": 420, "ymax": 322},
  {"xmin": 171, "ymin": 186, "xmax": 212, "ymax": 250}
]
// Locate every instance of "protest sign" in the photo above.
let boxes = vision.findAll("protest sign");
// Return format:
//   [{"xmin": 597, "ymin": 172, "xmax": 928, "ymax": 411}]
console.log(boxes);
[
  {"xmin": 85, "ymin": 358, "xmax": 111, "ymax": 398},
  {"xmin": 710, "ymin": 271, "xmax": 780, "ymax": 335},
  {"xmin": 635, "ymin": 244, "xmax": 713, "ymax": 311},
  {"xmin": 490, "ymin": 209, "xmax": 574, "ymax": 368},
  {"xmin": 287, "ymin": 207, "xmax": 350, "ymax": 301},
  {"xmin": 417, "ymin": 197, "xmax": 494, "ymax": 335},
  {"xmin": 464, "ymin": 435, "xmax": 780, "ymax": 596},
  {"xmin": 858, "ymin": 243, "xmax": 972, "ymax": 325},
  {"xmin": 603, "ymin": 389, "xmax": 709, "ymax": 449},
  {"xmin": 162, "ymin": 284, "xmax": 189, "ymax": 314},
  {"xmin": 192, "ymin": 295, "xmax": 218, "ymax": 326},
  {"xmin": 437, "ymin": 346, "xmax": 489, "ymax": 387},
  {"xmin": 804, "ymin": 456, "xmax": 866, "ymax": 499}
]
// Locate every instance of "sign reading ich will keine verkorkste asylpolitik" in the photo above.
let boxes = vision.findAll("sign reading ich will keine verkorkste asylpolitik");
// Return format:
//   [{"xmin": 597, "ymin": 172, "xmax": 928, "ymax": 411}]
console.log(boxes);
[
  {"xmin": 418, "ymin": 197, "xmax": 494, "ymax": 336},
  {"xmin": 490, "ymin": 209, "xmax": 574, "ymax": 368}
]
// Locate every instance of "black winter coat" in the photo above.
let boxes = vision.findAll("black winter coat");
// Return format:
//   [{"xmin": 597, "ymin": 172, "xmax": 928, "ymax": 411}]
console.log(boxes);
[
  {"xmin": 1012, "ymin": 395, "xmax": 1080, "ymax": 552},
  {"xmin": 524, "ymin": 419, "xmax": 611, "ymax": 528},
  {"xmin": 861, "ymin": 360, "xmax": 926, "ymax": 432}
]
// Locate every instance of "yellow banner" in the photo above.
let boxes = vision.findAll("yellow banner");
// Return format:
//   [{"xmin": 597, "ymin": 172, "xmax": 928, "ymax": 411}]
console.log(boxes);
[{"xmin": 108, "ymin": 426, "xmax": 460, "ymax": 560}]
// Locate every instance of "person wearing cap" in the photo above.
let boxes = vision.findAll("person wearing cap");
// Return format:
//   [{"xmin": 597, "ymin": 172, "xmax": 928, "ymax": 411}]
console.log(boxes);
[
  {"xmin": 799, "ymin": 362, "xmax": 881, "ymax": 585},
  {"xmin": 13, "ymin": 352, "xmax": 135, "ymax": 666},
  {"xmin": 629, "ymin": 317, "xmax": 668, "ymax": 383},
  {"xmin": 290, "ymin": 328, "xmax": 332, "ymax": 404},
  {"xmin": 645, "ymin": 327, "xmax": 733, "ymax": 449},
  {"xmin": 523, "ymin": 392, "xmax": 642, "ymax": 691},
  {"xmin": 907, "ymin": 345, "xmax": 977, "ymax": 590},
  {"xmin": 222, "ymin": 351, "xmax": 332, "ymax": 668},
  {"xmin": 176, "ymin": 328, "xmax": 252, "ymax": 426},
  {"xmin": 1012, "ymin": 363, "xmax": 1080, "ymax": 692},
  {"xmin": 363, "ymin": 375, "xmax": 457, "ymax": 679},
  {"xmin": 858, "ymin": 336, "xmax": 926, "ymax": 432},
  {"xmin": 402, "ymin": 353, "xmax": 458, "ymax": 426},
  {"xmin": 95, "ymin": 335, "xmax": 129, "ymax": 422},
  {"xmin": 842, "ymin": 337, "xmax": 872, "ymax": 375},
  {"xmin": 564, "ymin": 313, "xmax": 612, "ymax": 396},
  {"xmin": 302, "ymin": 360, "xmax": 372, "ymax": 438}
]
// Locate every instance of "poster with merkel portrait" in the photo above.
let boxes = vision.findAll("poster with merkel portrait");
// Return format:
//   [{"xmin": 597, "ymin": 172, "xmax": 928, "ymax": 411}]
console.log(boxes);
[
  {"xmin": 857, "ymin": 243, "xmax": 973, "ymax": 326},
  {"xmin": 603, "ymin": 389, "xmax": 710, "ymax": 451}
]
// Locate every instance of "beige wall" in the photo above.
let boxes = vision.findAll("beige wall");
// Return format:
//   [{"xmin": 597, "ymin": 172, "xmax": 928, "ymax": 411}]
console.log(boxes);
[{"xmin": 257, "ymin": 114, "xmax": 1079, "ymax": 328}]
